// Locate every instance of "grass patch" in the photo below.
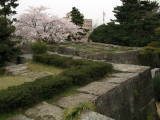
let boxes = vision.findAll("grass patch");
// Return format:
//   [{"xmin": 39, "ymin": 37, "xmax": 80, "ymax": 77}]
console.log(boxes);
[
  {"xmin": 60, "ymin": 43, "xmax": 134, "ymax": 54},
  {"xmin": 0, "ymin": 76, "xmax": 34, "ymax": 90},
  {"xmin": 25, "ymin": 61, "xmax": 64, "ymax": 74},
  {"xmin": 46, "ymin": 86, "xmax": 80, "ymax": 105},
  {"xmin": 63, "ymin": 102, "xmax": 96, "ymax": 120}
]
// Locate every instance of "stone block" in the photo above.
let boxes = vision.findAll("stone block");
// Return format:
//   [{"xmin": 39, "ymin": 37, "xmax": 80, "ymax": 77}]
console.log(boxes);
[
  {"xmin": 77, "ymin": 81, "xmax": 118, "ymax": 96},
  {"xmin": 25, "ymin": 101, "xmax": 63, "ymax": 120},
  {"xmin": 79, "ymin": 111, "xmax": 115, "ymax": 120},
  {"xmin": 7, "ymin": 115, "xmax": 34, "ymax": 120},
  {"xmin": 56, "ymin": 93, "xmax": 97, "ymax": 108}
]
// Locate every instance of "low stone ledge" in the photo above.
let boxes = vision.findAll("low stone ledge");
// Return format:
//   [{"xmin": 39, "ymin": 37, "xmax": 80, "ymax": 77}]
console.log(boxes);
[
  {"xmin": 77, "ymin": 81, "xmax": 118, "ymax": 96},
  {"xmin": 107, "ymin": 73, "xmax": 139, "ymax": 84},
  {"xmin": 79, "ymin": 111, "xmax": 115, "ymax": 120},
  {"xmin": 112, "ymin": 63, "xmax": 150, "ymax": 73},
  {"xmin": 55, "ymin": 93, "xmax": 97, "ymax": 108},
  {"xmin": 25, "ymin": 101, "xmax": 63, "ymax": 120},
  {"xmin": 7, "ymin": 115, "xmax": 34, "ymax": 120}
]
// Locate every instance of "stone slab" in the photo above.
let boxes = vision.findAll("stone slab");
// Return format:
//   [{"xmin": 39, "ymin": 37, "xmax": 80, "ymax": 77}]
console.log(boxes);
[
  {"xmin": 77, "ymin": 82, "xmax": 118, "ymax": 96},
  {"xmin": 151, "ymin": 68, "xmax": 159, "ymax": 78},
  {"xmin": 5, "ymin": 64, "xmax": 28, "ymax": 74},
  {"xmin": 25, "ymin": 101, "xmax": 63, "ymax": 120},
  {"xmin": 7, "ymin": 115, "xmax": 34, "ymax": 120},
  {"xmin": 79, "ymin": 111, "xmax": 115, "ymax": 120},
  {"xmin": 12, "ymin": 70, "xmax": 30, "ymax": 75},
  {"xmin": 107, "ymin": 73, "xmax": 139, "ymax": 84},
  {"xmin": 56, "ymin": 93, "xmax": 97, "ymax": 108},
  {"xmin": 112, "ymin": 63, "xmax": 149, "ymax": 73}
]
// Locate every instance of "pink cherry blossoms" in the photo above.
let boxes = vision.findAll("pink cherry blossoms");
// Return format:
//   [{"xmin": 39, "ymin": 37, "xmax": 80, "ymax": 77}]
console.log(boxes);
[{"xmin": 15, "ymin": 6, "xmax": 82, "ymax": 42}]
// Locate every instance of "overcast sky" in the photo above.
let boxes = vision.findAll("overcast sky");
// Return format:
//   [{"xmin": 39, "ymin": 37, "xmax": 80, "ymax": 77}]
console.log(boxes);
[{"xmin": 16, "ymin": 0, "xmax": 122, "ymax": 26}]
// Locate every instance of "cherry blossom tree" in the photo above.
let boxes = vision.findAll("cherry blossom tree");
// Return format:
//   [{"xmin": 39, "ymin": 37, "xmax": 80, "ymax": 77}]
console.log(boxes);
[{"xmin": 14, "ymin": 6, "xmax": 82, "ymax": 42}]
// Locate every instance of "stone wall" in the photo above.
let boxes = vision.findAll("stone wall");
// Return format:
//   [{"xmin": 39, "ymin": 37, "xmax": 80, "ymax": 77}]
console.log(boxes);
[
  {"xmin": 49, "ymin": 45, "xmax": 141, "ymax": 65},
  {"xmin": 7, "ymin": 54, "xmax": 159, "ymax": 120},
  {"xmin": 78, "ymin": 64, "xmax": 160, "ymax": 120}
]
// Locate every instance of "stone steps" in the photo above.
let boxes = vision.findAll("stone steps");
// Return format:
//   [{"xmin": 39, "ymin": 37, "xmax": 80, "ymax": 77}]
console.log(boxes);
[
  {"xmin": 6, "ymin": 59, "xmax": 157, "ymax": 120},
  {"xmin": 5, "ymin": 64, "xmax": 52, "ymax": 79}
]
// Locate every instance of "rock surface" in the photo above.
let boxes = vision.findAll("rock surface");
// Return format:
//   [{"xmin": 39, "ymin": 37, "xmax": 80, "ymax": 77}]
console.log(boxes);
[
  {"xmin": 25, "ymin": 102, "xmax": 63, "ymax": 120},
  {"xmin": 56, "ymin": 93, "xmax": 97, "ymax": 108},
  {"xmin": 77, "ymin": 82, "xmax": 118, "ymax": 96},
  {"xmin": 79, "ymin": 111, "xmax": 115, "ymax": 120},
  {"xmin": 7, "ymin": 115, "xmax": 34, "ymax": 120},
  {"xmin": 5, "ymin": 64, "xmax": 52, "ymax": 78}
]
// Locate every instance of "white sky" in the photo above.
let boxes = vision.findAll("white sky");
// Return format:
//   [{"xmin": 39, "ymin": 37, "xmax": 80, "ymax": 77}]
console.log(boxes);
[{"xmin": 16, "ymin": 0, "xmax": 122, "ymax": 26}]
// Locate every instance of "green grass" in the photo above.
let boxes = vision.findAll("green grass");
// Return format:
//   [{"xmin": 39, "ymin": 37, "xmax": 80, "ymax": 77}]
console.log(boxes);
[
  {"xmin": 60, "ymin": 43, "xmax": 134, "ymax": 54},
  {"xmin": 46, "ymin": 86, "xmax": 80, "ymax": 105},
  {"xmin": 25, "ymin": 61, "xmax": 64, "ymax": 74},
  {"xmin": 63, "ymin": 102, "xmax": 96, "ymax": 120},
  {"xmin": 0, "ymin": 76, "xmax": 34, "ymax": 90},
  {"xmin": 0, "ymin": 62, "xmax": 64, "ymax": 90}
]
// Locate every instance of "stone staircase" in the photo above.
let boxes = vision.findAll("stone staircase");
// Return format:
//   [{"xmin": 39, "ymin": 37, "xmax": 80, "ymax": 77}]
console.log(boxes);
[
  {"xmin": 7, "ymin": 62, "xmax": 157, "ymax": 120},
  {"xmin": 5, "ymin": 64, "xmax": 52, "ymax": 79}
]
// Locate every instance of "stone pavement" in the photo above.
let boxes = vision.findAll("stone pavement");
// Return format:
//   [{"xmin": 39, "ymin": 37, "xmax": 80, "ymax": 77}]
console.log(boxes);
[{"xmin": 5, "ymin": 64, "xmax": 52, "ymax": 79}]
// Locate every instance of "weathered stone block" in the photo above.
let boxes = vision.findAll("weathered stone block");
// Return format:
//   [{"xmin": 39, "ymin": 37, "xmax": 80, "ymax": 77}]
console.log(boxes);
[
  {"xmin": 79, "ymin": 111, "xmax": 115, "ymax": 120},
  {"xmin": 56, "ymin": 93, "xmax": 97, "ymax": 108},
  {"xmin": 25, "ymin": 102, "xmax": 63, "ymax": 120}
]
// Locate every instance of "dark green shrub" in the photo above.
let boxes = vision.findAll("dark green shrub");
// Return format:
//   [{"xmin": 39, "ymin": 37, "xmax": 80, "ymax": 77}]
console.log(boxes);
[
  {"xmin": 31, "ymin": 41, "xmax": 48, "ymax": 54},
  {"xmin": 139, "ymin": 45, "xmax": 160, "ymax": 68},
  {"xmin": 0, "ymin": 75, "xmax": 73, "ymax": 113},
  {"xmin": 0, "ymin": 67, "xmax": 5, "ymax": 75},
  {"xmin": 148, "ymin": 41, "xmax": 160, "ymax": 48},
  {"xmin": 153, "ymin": 73, "xmax": 160, "ymax": 101}
]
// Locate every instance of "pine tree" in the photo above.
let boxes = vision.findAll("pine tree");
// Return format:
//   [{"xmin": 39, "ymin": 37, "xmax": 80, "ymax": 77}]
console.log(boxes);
[
  {"xmin": 0, "ymin": 0, "xmax": 19, "ymax": 18},
  {"xmin": 112, "ymin": 0, "xmax": 160, "ymax": 46},
  {"xmin": 0, "ymin": 0, "xmax": 19, "ymax": 66},
  {"xmin": 71, "ymin": 7, "xmax": 84, "ymax": 27}
]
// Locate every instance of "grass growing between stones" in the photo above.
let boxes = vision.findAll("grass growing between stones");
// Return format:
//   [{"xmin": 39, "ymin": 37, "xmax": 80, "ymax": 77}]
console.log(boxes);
[
  {"xmin": 60, "ymin": 43, "xmax": 134, "ymax": 54},
  {"xmin": 0, "ymin": 76, "xmax": 34, "ymax": 90},
  {"xmin": 25, "ymin": 61, "xmax": 64, "ymax": 74},
  {"xmin": 63, "ymin": 102, "xmax": 96, "ymax": 120},
  {"xmin": 46, "ymin": 86, "xmax": 80, "ymax": 106}
]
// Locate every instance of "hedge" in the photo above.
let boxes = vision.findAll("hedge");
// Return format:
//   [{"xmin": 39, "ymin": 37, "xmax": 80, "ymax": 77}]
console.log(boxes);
[{"xmin": 0, "ymin": 53, "xmax": 113, "ymax": 113}]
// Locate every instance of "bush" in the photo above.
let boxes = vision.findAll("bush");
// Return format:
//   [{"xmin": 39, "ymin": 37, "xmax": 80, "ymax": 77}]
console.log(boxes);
[
  {"xmin": 153, "ymin": 73, "xmax": 160, "ymax": 101},
  {"xmin": 139, "ymin": 43, "xmax": 160, "ymax": 68},
  {"xmin": 31, "ymin": 40, "xmax": 48, "ymax": 54},
  {"xmin": 0, "ymin": 53, "xmax": 113, "ymax": 113}
]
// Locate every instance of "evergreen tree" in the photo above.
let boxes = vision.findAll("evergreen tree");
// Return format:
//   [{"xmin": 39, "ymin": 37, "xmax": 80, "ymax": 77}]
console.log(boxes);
[
  {"xmin": 71, "ymin": 7, "xmax": 84, "ymax": 27},
  {"xmin": 112, "ymin": 0, "xmax": 160, "ymax": 46},
  {"xmin": 0, "ymin": 0, "xmax": 19, "ymax": 18},
  {"xmin": 0, "ymin": 0, "xmax": 19, "ymax": 66}
]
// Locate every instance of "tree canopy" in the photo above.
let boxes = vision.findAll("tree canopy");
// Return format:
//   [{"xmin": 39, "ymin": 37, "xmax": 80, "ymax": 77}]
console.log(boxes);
[
  {"xmin": 0, "ymin": 0, "xmax": 19, "ymax": 66},
  {"xmin": 90, "ymin": 0, "xmax": 160, "ymax": 47},
  {"xmin": 71, "ymin": 7, "xmax": 84, "ymax": 27}
]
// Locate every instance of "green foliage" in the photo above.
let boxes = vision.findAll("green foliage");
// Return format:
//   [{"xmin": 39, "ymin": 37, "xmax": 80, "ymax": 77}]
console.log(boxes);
[
  {"xmin": 0, "ymin": 0, "xmax": 19, "ymax": 17},
  {"xmin": 63, "ymin": 102, "xmax": 96, "ymax": 120},
  {"xmin": 71, "ymin": 7, "xmax": 84, "ymax": 27},
  {"xmin": 89, "ymin": 24, "xmax": 108, "ymax": 43},
  {"xmin": 90, "ymin": 0, "xmax": 160, "ymax": 47},
  {"xmin": 0, "ymin": 67, "xmax": 5, "ymax": 75},
  {"xmin": 0, "ymin": 54, "xmax": 113, "ymax": 113},
  {"xmin": 0, "ymin": 17, "xmax": 20, "ymax": 66},
  {"xmin": 153, "ymin": 73, "xmax": 160, "ymax": 101},
  {"xmin": 0, "ymin": 1, "xmax": 19, "ymax": 66},
  {"xmin": 31, "ymin": 40, "xmax": 48, "ymax": 54},
  {"xmin": 139, "ymin": 41, "xmax": 160, "ymax": 68}
]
